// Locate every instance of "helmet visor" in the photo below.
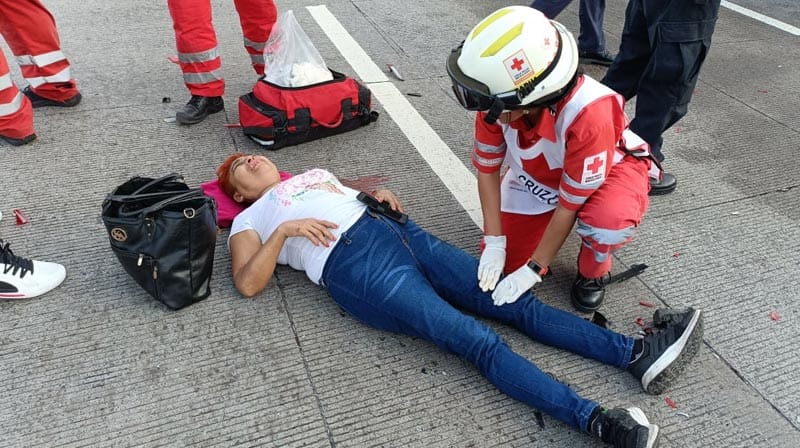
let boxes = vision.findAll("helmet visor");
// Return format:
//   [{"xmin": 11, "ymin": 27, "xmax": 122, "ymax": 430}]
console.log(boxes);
[{"xmin": 446, "ymin": 44, "xmax": 523, "ymax": 111}]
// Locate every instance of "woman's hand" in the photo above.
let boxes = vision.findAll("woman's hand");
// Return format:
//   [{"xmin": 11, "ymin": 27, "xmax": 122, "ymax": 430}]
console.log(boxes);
[
  {"xmin": 372, "ymin": 189, "xmax": 404, "ymax": 213},
  {"xmin": 277, "ymin": 219, "xmax": 339, "ymax": 247}
]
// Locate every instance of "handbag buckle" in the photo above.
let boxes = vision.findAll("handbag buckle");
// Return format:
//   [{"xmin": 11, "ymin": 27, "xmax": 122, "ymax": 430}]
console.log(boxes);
[{"xmin": 183, "ymin": 208, "xmax": 196, "ymax": 219}]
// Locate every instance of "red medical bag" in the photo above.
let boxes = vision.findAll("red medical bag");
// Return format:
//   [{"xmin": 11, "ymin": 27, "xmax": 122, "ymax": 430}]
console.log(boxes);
[{"xmin": 238, "ymin": 69, "xmax": 379, "ymax": 149}]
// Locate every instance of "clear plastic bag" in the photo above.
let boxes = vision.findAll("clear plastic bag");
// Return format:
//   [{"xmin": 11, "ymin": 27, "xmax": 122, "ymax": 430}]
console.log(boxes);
[{"xmin": 263, "ymin": 10, "xmax": 333, "ymax": 87}]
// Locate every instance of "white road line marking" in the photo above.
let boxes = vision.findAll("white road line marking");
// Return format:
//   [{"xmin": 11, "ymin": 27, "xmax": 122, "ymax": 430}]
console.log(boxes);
[
  {"xmin": 722, "ymin": 1, "xmax": 800, "ymax": 36},
  {"xmin": 306, "ymin": 5, "xmax": 484, "ymax": 228}
]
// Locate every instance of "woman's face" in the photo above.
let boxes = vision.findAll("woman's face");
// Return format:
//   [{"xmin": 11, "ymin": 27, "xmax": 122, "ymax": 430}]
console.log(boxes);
[{"xmin": 229, "ymin": 154, "xmax": 281, "ymax": 202}]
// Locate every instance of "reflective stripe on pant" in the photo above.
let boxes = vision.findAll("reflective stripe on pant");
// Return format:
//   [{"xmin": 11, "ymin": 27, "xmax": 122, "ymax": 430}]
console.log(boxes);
[
  {"xmin": 167, "ymin": 0, "xmax": 277, "ymax": 96},
  {"xmin": 322, "ymin": 212, "xmax": 634, "ymax": 431},
  {"xmin": 0, "ymin": 54, "xmax": 34, "ymax": 139},
  {"xmin": 0, "ymin": 0, "xmax": 79, "ymax": 103},
  {"xmin": 499, "ymin": 157, "xmax": 650, "ymax": 279},
  {"xmin": 601, "ymin": 0, "xmax": 721, "ymax": 161}
]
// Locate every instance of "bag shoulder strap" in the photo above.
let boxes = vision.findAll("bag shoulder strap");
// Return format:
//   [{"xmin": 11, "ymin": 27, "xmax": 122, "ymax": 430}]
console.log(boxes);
[
  {"xmin": 119, "ymin": 189, "xmax": 205, "ymax": 217},
  {"xmin": 131, "ymin": 173, "xmax": 184, "ymax": 195}
]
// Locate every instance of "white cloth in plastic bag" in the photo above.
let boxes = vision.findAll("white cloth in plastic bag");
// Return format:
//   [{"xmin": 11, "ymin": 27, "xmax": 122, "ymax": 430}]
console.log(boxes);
[{"xmin": 263, "ymin": 10, "xmax": 333, "ymax": 87}]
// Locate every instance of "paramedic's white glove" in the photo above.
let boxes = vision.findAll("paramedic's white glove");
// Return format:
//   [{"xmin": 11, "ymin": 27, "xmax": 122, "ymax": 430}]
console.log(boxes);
[
  {"xmin": 492, "ymin": 265, "xmax": 541, "ymax": 306},
  {"xmin": 478, "ymin": 235, "xmax": 506, "ymax": 292}
]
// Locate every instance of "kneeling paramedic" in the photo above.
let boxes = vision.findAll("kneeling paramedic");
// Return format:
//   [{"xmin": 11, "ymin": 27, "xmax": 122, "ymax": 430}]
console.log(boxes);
[{"xmin": 447, "ymin": 6, "xmax": 661, "ymax": 312}]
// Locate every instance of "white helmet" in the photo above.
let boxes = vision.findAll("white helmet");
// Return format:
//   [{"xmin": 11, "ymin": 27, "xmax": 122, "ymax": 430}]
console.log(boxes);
[{"xmin": 447, "ymin": 6, "xmax": 579, "ymax": 121}]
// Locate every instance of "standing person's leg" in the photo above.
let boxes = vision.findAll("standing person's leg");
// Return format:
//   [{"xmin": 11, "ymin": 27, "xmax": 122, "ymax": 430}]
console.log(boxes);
[
  {"xmin": 322, "ymin": 213, "xmax": 599, "ymax": 431},
  {"xmin": 601, "ymin": 0, "xmax": 650, "ymax": 100},
  {"xmin": 167, "ymin": 0, "xmax": 225, "ymax": 124},
  {"xmin": 576, "ymin": 0, "xmax": 614, "ymax": 65},
  {"xmin": 529, "ymin": 0, "xmax": 573, "ymax": 19},
  {"xmin": 571, "ymin": 157, "xmax": 650, "ymax": 311},
  {"xmin": 0, "ymin": 50, "xmax": 35, "ymax": 145},
  {"xmin": 0, "ymin": 0, "xmax": 80, "ymax": 107},
  {"xmin": 627, "ymin": 0, "xmax": 720, "ymax": 164},
  {"xmin": 233, "ymin": 0, "xmax": 278, "ymax": 76}
]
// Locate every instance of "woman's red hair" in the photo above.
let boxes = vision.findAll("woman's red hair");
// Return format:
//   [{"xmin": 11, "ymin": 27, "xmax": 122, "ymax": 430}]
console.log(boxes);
[{"xmin": 216, "ymin": 152, "xmax": 245, "ymax": 198}]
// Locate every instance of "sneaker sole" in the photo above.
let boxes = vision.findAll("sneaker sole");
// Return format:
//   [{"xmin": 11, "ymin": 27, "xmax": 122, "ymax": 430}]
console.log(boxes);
[
  {"xmin": 642, "ymin": 309, "xmax": 703, "ymax": 394},
  {"xmin": 627, "ymin": 407, "xmax": 660, "ymax": 448}
]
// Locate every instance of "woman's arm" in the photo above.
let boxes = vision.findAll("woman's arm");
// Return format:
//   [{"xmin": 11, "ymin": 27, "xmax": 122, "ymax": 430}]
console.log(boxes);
[
  {"xmin": 477, "ymin": 170, "xmax": 503, "ymax": 235},
  {"xmin": 230, "ymin": 219, "xmax": 339, "ymax": 297},
  {"xmin": 530, "ymin": 204, "xmax": 577, "ymax": 268}
]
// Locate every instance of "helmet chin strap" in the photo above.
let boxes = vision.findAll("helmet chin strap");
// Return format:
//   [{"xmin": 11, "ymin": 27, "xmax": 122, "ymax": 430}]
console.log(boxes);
[{"xmin": 483, "ymin": 98, "xmax": 505, "ymax": 124}]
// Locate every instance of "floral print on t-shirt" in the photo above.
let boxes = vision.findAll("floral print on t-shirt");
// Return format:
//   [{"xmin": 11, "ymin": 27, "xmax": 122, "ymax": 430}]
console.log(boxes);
[{"xmin": 268, "ymin": 169, "xmax": 344, "ymax": 207}]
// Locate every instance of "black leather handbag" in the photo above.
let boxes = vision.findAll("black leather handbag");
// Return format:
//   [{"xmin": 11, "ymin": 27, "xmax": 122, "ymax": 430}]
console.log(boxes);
[{"xmin": 101, "ymin": 174, "xmax": 218, "ymax": 310}]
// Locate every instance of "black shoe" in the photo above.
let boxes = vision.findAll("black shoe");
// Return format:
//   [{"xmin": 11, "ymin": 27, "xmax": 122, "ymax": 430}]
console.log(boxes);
[
  {"xmin": 649, "ymin": 173, "xmax": 677, "ymax": 196},
  {"xmin": 589, "ymin": 407, "xmax": 660, "ymax": 448},
  {"xmin": 175, "ymin": 95, "xmax": 224, "ymax": 125},
  {"xmin": 579, "ymin": 49, "xmax": 615, "ymax": 67},
  {"xmin": 628, "ymin": 307, "xmax": 703, "ymax": 395},
  {"xmin": 22, "ymin": 86, "xmax": 82, "ymax": 108},
  {"xmin": 1, "ymin": 133, "xmax": 36, "ymax": 146},
  {"xmin": 570, "ymin": 273, "xmax": 609, "ymax": 312}
]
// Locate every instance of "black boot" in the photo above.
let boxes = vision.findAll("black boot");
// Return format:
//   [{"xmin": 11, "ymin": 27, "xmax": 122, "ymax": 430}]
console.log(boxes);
[
  {"xmin": 649, "ymin": 172, "xmax": 677, "ymax": 196},
  {"xmin": 22, "ymin": 86, "xmax": 82, "ymax": 108},
  {"xmin": 175, "ymin": 95, "xmax": 224, "ymax": 125},
  {"xmin": 570, "ymin": 273, "xmax": 609, "ymax": 312},
  {"xmin": 1, "ymin": 133, "xmax": 36, "ymax": 146}
]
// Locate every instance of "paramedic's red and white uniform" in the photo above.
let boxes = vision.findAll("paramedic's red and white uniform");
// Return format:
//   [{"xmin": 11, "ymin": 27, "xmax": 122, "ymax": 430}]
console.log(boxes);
[
  {"xmin": 167, "ymin": 0, "xmax": 277, "ymax": 97},
  {"xmin": 473, "ymin": 76, "xmax": 656, "ymax": 279},
  {"xmin": 0, "ymin": 0, "xmax": 79, "ymax": 139}
]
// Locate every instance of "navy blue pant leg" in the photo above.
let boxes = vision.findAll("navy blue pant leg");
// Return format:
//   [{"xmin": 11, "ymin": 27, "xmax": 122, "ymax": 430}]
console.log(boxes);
[{"xmin": 603, "ymin": 0, "xmax": 720, "ymax": 161}]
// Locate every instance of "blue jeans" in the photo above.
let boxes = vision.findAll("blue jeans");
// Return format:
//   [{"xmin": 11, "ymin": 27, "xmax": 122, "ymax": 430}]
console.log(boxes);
[
  {"xmin": 321, "ymin": 211, "xmax": 634, "ymax": 431},
  {"xmin": 530, "ymin": 0, "xmax": 606, "ymax": 53}
]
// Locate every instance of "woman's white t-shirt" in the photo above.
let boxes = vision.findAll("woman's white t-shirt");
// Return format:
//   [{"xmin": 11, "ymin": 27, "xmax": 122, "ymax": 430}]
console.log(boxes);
[{"xmin": 229, "ymin": 169, "xmax": 366, "ymax": 284}]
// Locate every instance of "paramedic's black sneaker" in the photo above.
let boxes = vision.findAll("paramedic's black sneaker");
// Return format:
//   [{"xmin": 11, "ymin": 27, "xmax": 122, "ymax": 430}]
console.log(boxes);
[
  {"xmin": 0, "ymin": 239, "xmax": 66, "ymax": 299},
  {"xmin": 1, "ymin": 133, "xmax": 36, "ymax": 146},
  {"xmin": 589, "ymin": 407, "xmax": 660, "ymax": 448},
  {"xmin": 649, "ymin": 172, "xmax": 677, "ymax": 196},
  {"xmin": 22, "ymin": 86, "xmax": 82, "ymax": 108},
  {"xmin": 570, "ymin": 273, "xmax": 610, "ymax": 312},
  {"xmin": 628, "ymin": 307, "xmax": 703, "ymax": 395},
  {"xmin": 176, "ymin": 95, "xmax": 224, "ymax": 125},
  {"xmin": 579, "ymin": 49, "xmax": 615, "ymax": 66}
]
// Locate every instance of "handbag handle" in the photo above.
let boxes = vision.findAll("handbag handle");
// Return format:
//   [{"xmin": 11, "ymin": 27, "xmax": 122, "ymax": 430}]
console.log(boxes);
[
  {"xmin": 312, "ymin": 113, "xmax": 344, "ymax": 129},
  {"xmin": 130, "ymin": 173, "xmax": 184, "ymax": 195},
  {"xmin": 119, "ymin": 189, "xmax": 205, "ymax": 218}
]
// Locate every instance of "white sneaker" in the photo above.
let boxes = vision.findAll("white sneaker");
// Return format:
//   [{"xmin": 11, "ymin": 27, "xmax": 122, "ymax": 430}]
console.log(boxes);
[{"xmin": 0, "ymin": 240, "xmax": 66, "ymax": 299}]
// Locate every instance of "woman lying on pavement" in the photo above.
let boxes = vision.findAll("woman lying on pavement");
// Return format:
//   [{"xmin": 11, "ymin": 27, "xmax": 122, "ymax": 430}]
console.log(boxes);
[{"xmin": 218, "ymin": 153, "xmax": 703, "ymax": 448}]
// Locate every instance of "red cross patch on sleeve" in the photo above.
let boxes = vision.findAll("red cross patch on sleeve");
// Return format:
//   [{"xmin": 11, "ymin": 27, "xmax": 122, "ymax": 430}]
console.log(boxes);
[{"xmin": 581, "ymin": 152, "xmax": 607, "ymax": 184}]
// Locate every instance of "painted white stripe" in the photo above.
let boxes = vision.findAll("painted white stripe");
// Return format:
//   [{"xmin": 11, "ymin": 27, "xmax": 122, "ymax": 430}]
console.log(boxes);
[
  {"xmin": 722, "ymin": 1, "xmax": 800, "ymax": 36},
  {"xmin": 307, "ymin": 5, "xmax": 484, "ymax": 228}
]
